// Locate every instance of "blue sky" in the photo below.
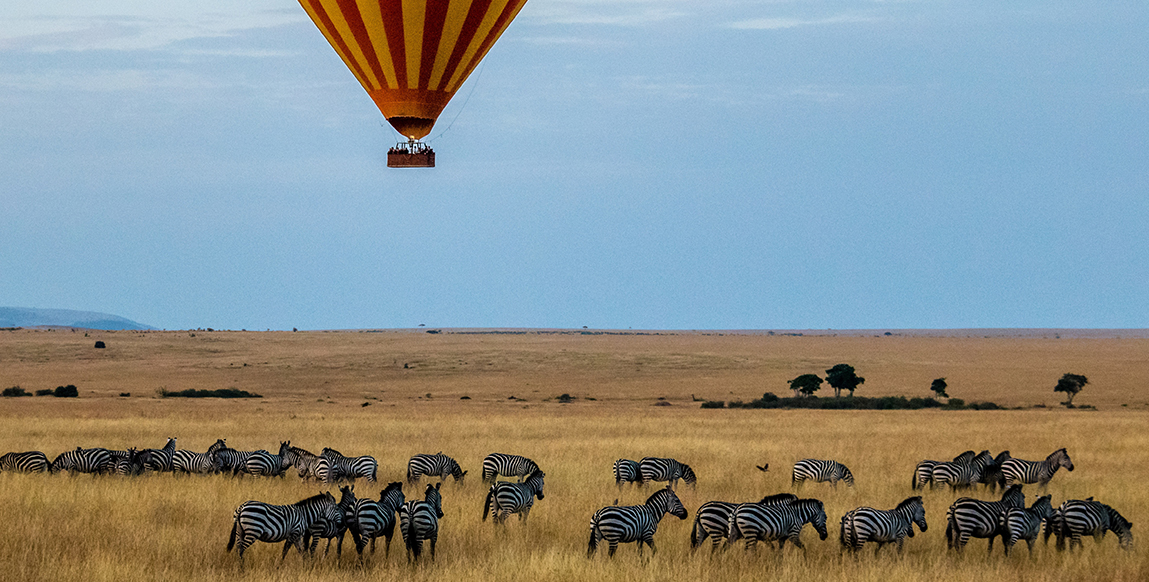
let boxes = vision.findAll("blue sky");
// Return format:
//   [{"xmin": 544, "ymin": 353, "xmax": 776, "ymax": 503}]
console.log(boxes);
[{"xmin": 2, "ymin": 0, "xmax": 1147, "ymax": 330}]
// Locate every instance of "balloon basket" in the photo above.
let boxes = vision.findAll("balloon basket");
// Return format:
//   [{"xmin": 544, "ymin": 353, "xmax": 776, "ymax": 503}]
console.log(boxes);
[{"xmin": 387, "ymin": 141, "xmax": 435, "ymax": 168}]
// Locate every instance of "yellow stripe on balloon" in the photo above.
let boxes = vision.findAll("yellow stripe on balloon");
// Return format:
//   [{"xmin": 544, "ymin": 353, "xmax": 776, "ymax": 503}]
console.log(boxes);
[
  {"xmin": 354, "ymin": 0, "xmax": 399, "ymax": 89},
  {"xmin": 401, "ymin": 0, "xmax": 426, "ymax": 89},
  {"xmin": 300, "ymin": 0, "xmax": 375, "ymax": 91},
  {"xmin": 428, "ymin": 0, "xmax": 472, "ymax": 91},
  {"xmin": 445, "ymin": 0, "xmax": 511, "ymax": 92},
  {"xmin": 320, "ymin": 0, "xmax": 384, "ymax": 91}
]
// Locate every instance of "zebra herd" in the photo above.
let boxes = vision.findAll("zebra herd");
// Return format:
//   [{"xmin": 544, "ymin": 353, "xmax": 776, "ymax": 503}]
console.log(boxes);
[{"xmin": 2, "ymin": 442, "xmax": 1134, "ymax": 567}]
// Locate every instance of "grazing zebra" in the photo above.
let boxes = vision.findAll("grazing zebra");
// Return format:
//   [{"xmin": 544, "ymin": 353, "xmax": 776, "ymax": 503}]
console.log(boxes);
[
  {"xmin": 113, "ymin": 448, "xmax": 145, "ymax": 476},
  {"xmin": 0, "ymin": 450, "xmax": 49, "ymax": 473},
  {"xmin": 613, "ymin": 459, "xmax": 641, "ymax": 489},
  {"xmin": 399, "ymin": 482, "xmax": 445, "ymax": 561},
  {"xmin": 212, "ymin": 447, "xmax": 259, "ymax": 476},
  {"xmin": 308, "ymin": 485, "xmax": 357, "ymax": 557},
  {"xmin": 932, "ymin": 450, "xmax": 993, "ymax": 491},
  {"xmin": 245, "ymin": 444, "xmax": 291, "ymax": 478},
  {"xmin": 1051, "ymin": 499, "xmax": 1133, "ymax": 551},
  {"xmin": 727, "ymin": 498, "xmax": 829, "ymax": 551},
  {"xmin": 482, "ymin": 452, "xmax": 540, "ymax": 484},
  {"xmin": 49, "ymin": 447, "xmax": 114, "ymax": 474},
  {"xmin": 406, "ymin": 452, "xmax": 466, "ymax": 485},
  {"xmin": 792, "ymin": 459, "xmax": 854, "ymax": 488},
  {"xmin": 350, "ymin": 482, "xmax": 406, "ymax": 561},
  {"xmin": 139, "ymin": 437, "xmax": 178, "ymax": 473},
  {"xmin": 226, "ymin": 492, "xmax": 337, "ymax": 566},
  {"xmin": 840, "ymin": 496, "xmax": 928, "ymax": 554},
  {"xmin": 587, "ymin": 486, "xmax": 688, "ymax": 558},
  {"xmin": 322, "ymin": 447, "xmax": 378, "ymax": 483},
  {"xmin": 638, "ymin": 457, "xmax": 697, "ymax": 489},
  {"xmin": 1000, "ymin": 448, "xmax": 1073, "ymax": 488},
  {"xmin": 691, "ymin": 493, "xmax": 798, "ymax": 552},
  {"xmin": 281, "ymin": 444, "xmax": 338, "ymax": 483},
  {"xmin": 945, "ymin": 484, "xmax": 1025, "ymax": 552},
  {"xmin": 483, "ymin": 469, "xmax": 545, "ymax": 525},
  {"xmin": 912, "ymin": 450, "xmax": 976, "ymax": 490},
  {"xmin": 999, "ymin": 494, "xmax": 1052, "ymax": 555},
  {"xmin": 173, "ymin": 439, "xmax": 227, "ymax": 474},
  {"xmin": 979, "ymin": 451, "xmax": 1012, "ymax": 491}
]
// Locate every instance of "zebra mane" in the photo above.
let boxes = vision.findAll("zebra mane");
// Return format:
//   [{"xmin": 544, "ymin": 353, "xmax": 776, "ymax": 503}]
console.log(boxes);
[
  {"xmin": 1000, "ymin": 484, "xmax": 1025, "ymax": 505},
  {"xmin": 294, "ymin": 492, "xmax": 335, "ymax": 506},
  {"xmin": 953, "ymin": 450, "xmax": 976, "ymax": 463},
  {"xmin": 757, "ymin": 492, "xmax": 798, "ymax": 505},
  {"xmin": 381, "ymin": 481, "xmax": 403, "ymax": 495},
  {"xmin": 1047, "ymin": 448, "xmax": 1069, "ymax": 462},
  {"xmin": 525, "ymin": 469, "xmax": 545, "ymax": 482},
  {"xmin": 993, "ymin": 450, "xmax": 1011, "ymax": 463},
  {"xmin": 681, "ymin": 463, "xmax": 697, "ymax": 485},
  {"xmin": 644, "ymin": 486, "xmax": 675, "ymax": 506},
  {"xmin": 1105, "ymin": 504, "xmax": 1133, "ymax": 531},
  {"xmin": 896, "ymin": 496, "xmax": 923, "ymax": 512}
]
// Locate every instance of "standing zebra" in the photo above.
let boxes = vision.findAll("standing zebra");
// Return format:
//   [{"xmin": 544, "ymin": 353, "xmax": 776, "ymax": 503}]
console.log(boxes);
[
  {"xmin": 482, "ymin": 453, "xmax": 540, "ymax": 484},
  {"xmin": 691, "ymin": 493, "xmax": 798, "ymax": 552},
  {"xmin": 173, "ymin": 439, "xmax": 227, "ymax": 474},
  {"xmin": 979, "ymin": 451, "xmax": 1012, "ymax": 491},
  {"xmin": 638, "ymin": 457, "xmax": 697, "ymax": 489},
  {"xmin": 138, "ymin": 437, "xmax": 178, "ymax": 473},
  {"xmin": 483, "ymin": 469, "xmax": 545, "ymax": 525},
  {"xmin": 226, "ymin": 492, "xmax": 337, "ymax": 567},
  {"xmin": 999, "ymin": 494, "xmax": 1052, "ymax": 555},
  {"xmin": 792, "ymin": 459, "xmax": 854, "ymax": 488},
  {"xmin": 244, "ymin": 443, "xmax": 291, "ymax": 478},
  {"xmin": 0, "ymin": 451, "xmax": 49, "ymax": 473},
  {"xmin": 587, "ymin": 486, "xmax": 688, "ymax": 558},
  {"xmin": 212, "ymin": 446, "xmax": 259, "ymax": 476},
  {"xmin": 1051, "ymin": 499, "xmax": 1133, "ymax": 551},
  {"xmin": 322, "ymin": 447, "xmax": 378, "ymax": 483},
  {"xmin": 406, "ymin": 452, "xmax": 466, "ymax": 485},
  {"xmin": 1000, "ymin": 448, "xmax": 1073, "ymax": 488},
  {"xmin": 945, "ymin": 484, "xmax": 1025, "ymax": 552},
  {"xmin": 613, "ymin": 459, "xmax": 641, "ymax": 489},
  {"xmin": 726, "ymin": 498, "xmax": 829, "ymax": 551},
  {"xmin": 912, "ymin": 450, "xmax": 976, "ymax": 490},
  {"xmin": 350, "ymin": 482, "xmax": 406, "ymax": 561},
  {"xmin": 50, "ymin": 447, "xmax": 114, "ymax": 474},
  {"xmin": 840, "ymin": 496, "xmax": 927, "ymax": 554},
  {"xmin": 282, "ymin": 444, "xmax": 338, "ymax": 483},
  {"xmin": 308, "ymin": 485, "xmax": 357, "ymax": 557},
  {"xmin": 399, "ymin": 482, "xmax": 445, "ymax": 562},
  {"xmin": 113, "ymin": 448, "xmax": 144, "ymax": 476},
  {"xmin": 931, "ymin": 450, "xmax": 993, "ymax": 491}
]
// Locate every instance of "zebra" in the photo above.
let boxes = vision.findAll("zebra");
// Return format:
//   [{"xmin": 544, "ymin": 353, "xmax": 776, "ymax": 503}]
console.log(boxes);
[
  {"xmin": 226, "ymin": 492, "xmax": 337, "ymax": 567},
  {"xmin": 1051, "ymin": 499, "xmax": 1133, "ymax": 551},
  {"xmin": 690, "ymin": 493, "xmax": 798, "ymax": 552},
  {"xmin": 281, "ymin": 444, "xmax": 339, "ymax": 483},
  {"xmin": 945, "ymin": 483, "xmax": 1025, "ymax": 552},
  {"xmin": 0, "ymin": 450, "xmax": 49, "ymax": 473},
  {"xmin": 307, "ymin": 485, "xmax": 357, "ymax": 557},
  {"xmin": 406, "ymin": 452, "xmax": 466, "ymax": 485},
  {"xmin": 1000, "ymin": 448, "xmax": 1073, "ymax": 488},
  {"xmin": 212, "ymin": 447, "xmax": 259, "ymax": 476},
  {"xmin": 613, "ymin": 459, "xmax": 641, "ymax": 489},
  {"xmin": 840, "ymin": 496, "xmax": 928, "ymax": 554},
  {"xmin": 726, "ymin": 498, "xmax": 829, "ymax": 551},
  {"xmin": 482, "ymin": 452, "xmax": 540, "ymax": 484},
  {"xmin": 244, "ymin": 444, "xmax": 291, "ymax": 478},
  {"xmin": 113, "ymin": 448, "xmax": 145, "ymax": 476},
  {"xmin": 912, "ymin": 450, "xmax": 976, "ymax": 490},
  {"xmin": 321, "ymin": 447, "xmax": 378, "ymax": 483},
  {"xmin": 587, "ymin": 485, "xmax": 688, "ymax": 558},
  {"xmin": 999, "ymin": 494, "xmax": 1053, "ymax": 555},
  {"xmin": 350, "ymin": 481, "xmax": 406, "ymax": 561},
  {"xmin": 979, "ymin": 451, "xmax": 1012, "ymax": 491},
  {"xmin": 138, "ymin": 437, "xmax": 178, "ymax": 473},
  {"xmin": 173, "ymin": 439, "xmax": 227, "ymax": 474},
  {"xmin": 638, "ymin": 457, "xmax": 697, "ymax": 489},
  {"xmin": 49, "ymin": 447, "xmax": 114, "ymax": 474},
  {"xmin": 482, "ymin": 469, "xmax": 545, "ymax": 525},
  {"xmin": 932, "ymin": 450, "xmax": 993, "ymax": 491},
  {"xmin": 399, "ymin": 482, "xmax": 445, "ymax": 561},
  {"xmin": 792, "ymin": 459, "xmax": 854, "ymax": 488}
]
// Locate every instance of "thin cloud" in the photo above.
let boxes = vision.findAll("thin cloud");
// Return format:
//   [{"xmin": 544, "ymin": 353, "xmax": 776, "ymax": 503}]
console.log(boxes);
[{"xmin": 730, "ymin": 13, "xmax": 880, "ymax": 30}]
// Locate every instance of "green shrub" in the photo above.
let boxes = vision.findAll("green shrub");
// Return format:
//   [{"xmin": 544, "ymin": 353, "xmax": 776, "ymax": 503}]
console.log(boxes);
[
  {"xmin": 53, "ymin": 385, "xmax": 79, "ymax": 398},
  {"xmin": 2, "ymin": 386, "xmax": 30, "ymax": 397}
]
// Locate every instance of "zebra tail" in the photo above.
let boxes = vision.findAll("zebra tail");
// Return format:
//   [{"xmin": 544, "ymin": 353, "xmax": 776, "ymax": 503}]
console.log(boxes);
[
  {"xmin": 227, "ymin": 517, "xmax": 238, "ymax": 552},
  {"xmin": 587, "ymin": 521, "xmax": 600, "ymax": 557},
  {"xmin": 482, "ymin": 487, "xmax": 494, "ymax": 522},
  {"xmin": 911, "ymin": 470, "xmax": 918, "ymax": 490},
  {"xmin": 405, "ymin": 512, "xmax": 421, "ymax": 560},
  {"xmin": 690, "ymin": 513, "xmax": 702, "ymax": 549}
]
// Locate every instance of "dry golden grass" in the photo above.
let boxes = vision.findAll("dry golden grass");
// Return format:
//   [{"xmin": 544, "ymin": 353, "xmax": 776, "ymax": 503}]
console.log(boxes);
[{"xmin": 0, "ymin": 329, "xmax": 1146, "ymax": 581}]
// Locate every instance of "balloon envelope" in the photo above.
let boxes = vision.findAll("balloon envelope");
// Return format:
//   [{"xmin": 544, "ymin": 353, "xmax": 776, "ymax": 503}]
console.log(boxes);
[{"xmin": 299, "ymin": 0, "xmax": 530, "ymax": 140}]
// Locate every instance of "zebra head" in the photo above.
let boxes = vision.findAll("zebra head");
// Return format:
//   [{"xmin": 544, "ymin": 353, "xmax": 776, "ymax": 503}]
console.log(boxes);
[
  {"xmin": 680, "ymin": 463, "xmax": 698, "ymax": 488},
  {"xmin": 898, "ymin": 496, "xmax": 927, "ymax": 533},
  {"xmin": 526, "ymin": 470, "xmax": 546, "ymax": 500},
  {"xmin": 338, "ymin": 485, "xmax": 358, "ymax": 516},
  {"xmin": 1031, "ymin": 494, "xmax": 1053, "ymax": 520},
  {"xmin": 449, "ymin": 460, "xmax": 467, "ymax": 483},
  {"xmin": 208, "ymin": 439, "xmax": 226, "ymax": 454},
  {"xmin": 1000, "ymin": 484, "xmax": 1026, "ymax": 508},
  {"xmin": 993, "ymin": 450, "xmax": 1012, "ymax": 464},
  {"xmin": 425, "ymin": 483, "xmax": 445, "ymax": 518},
  {"xmin": 839, "ymin": 464, "xmax": 856, "ymax": 487},
  {"xmin": 797, "ymin": 499, "xmax": 829, "ymax": 540},
  {"xmin": 647, "ymin": 486, "xmax": 688, "ymax": 520},
  {"xmin": 1107, "ymin": 507, "xmax": 1134, "ymax": 550},
  {"xmin": 48, "ymin": 452, "xmax": 71, "ymax": 473},
  {"xmin": 1050, "ymin": 448, "xmax": 1074, "ymax": 472},
  {"xmin": 380, "ymin": 481, "xmax": 406, "ymax": 510}
]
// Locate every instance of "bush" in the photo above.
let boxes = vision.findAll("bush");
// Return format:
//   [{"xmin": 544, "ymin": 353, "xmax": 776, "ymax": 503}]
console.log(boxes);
[
  {"xmin": 54, "ymin": 385, "xmax": 79, "ymax": 398},
  {"xmin": 716, "ymin": 394, "xmax": 999, "ymax": 411},
  {"xmin": 2, "ymin": 386, "xmax": 31, "ymax": 397},
  {"xmin": 699, "ymin": 400, "xmax": 725, "ymax": 409},
  {"xmin": 35, "ymin": 389, "xmax": 54, "ymax": 396},
  {"xmin": 94, "ymin": 341, "xmax": 106, "ymax": 349},
  {"xmin": 157, "ymin": 388, "xmax": 262, "ymax": 399}
]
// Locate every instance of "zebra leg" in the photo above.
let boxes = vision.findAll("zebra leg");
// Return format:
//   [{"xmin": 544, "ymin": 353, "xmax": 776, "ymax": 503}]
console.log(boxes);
[
  {"xmin": 430, "ymin": 531, "xmax": 437, "ymax": 561},
  {"xmin": 647, "ymin": 538, "xmax": 658, "ymax": 556},
  {"xmin": 1025, "ymin": 538, "xmax": 1035, "ymax": 556},
  {"xmin": 957, "ymin": 531, "xmax": 971, "ymax": 552},
  {"xmin": 607, "ymin": 540, "xmax": 618, "ymax": 558}
]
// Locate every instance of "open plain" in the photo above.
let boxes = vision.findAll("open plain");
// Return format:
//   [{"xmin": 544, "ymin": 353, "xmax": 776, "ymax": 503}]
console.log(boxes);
[{"xmin": 1, "ymin": 328, "xmax": 1147, "ymax": 582}]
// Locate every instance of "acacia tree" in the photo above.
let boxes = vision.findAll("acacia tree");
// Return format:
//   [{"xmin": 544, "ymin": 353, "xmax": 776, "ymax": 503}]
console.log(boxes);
[
  {"xmin": 1055, "ymin": 373, "xmax": 1088, "ymax": 406},
  {"xmin": 930, "ymin": 378, "xmax": 949, "ymax": 399},
  {"xmin": 788, "ymin": 374, "xmax": 823, "ymax": 398},
  {"xmin": 825, "ymin": 364, "xmax": 865, "ymax": 398}
]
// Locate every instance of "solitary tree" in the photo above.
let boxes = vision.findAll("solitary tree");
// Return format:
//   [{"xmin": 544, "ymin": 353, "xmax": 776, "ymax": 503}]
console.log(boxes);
[
  {"xmin": 825, "ymin": 364, "xmax": 865, "ymax": 397},
  {"xmin": 930, "ymin": 378, "xmax": 949, "ymax": 399},
  {"xmin": 788, "ymin": 374, "xmax": 823, "ymax": 398},
  {"xmin": 1054, "ymin": 373, "xmax": 1088, "ymax": 406}
]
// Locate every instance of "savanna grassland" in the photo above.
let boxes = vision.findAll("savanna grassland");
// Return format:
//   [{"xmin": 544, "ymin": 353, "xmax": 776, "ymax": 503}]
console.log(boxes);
[{"xmin": 1, "ymin": 328, "xmax": 1147, "ymax": 582}]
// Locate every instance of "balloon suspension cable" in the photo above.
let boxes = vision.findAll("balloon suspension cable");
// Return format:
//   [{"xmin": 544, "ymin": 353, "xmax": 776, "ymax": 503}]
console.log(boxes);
[{"xmin": 427, "ymin": 62, "xmax": 485, "ymax": 144}]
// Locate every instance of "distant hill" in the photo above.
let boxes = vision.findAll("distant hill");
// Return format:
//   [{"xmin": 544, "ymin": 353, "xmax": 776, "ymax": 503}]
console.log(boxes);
[{"xmin": 0, "ymin": 307, "xmax": 154, "ymax": 330}]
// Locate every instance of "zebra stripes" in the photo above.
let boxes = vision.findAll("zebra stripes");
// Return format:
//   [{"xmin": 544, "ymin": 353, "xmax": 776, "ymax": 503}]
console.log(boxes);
[
  {"xmin": 0, "ymin": 451, "xmax": 49, "ymax": 473},
  {"xmin": 931, "ymin": 450, "xmax": 993, "ymax": 491},
  {"xmin": 691, "ymin": 493, "xmax": 798, "ymax": 552},
  {"xmin": 613, "ymin": 459, "xmax": 641, "ymax": 488},
  {"xmin": 322, "ymin": 447, "xmax": 378, "ymax": 483},
  {"xmin": 113, "ymin": 448, "xmax": 144, "ymax": 476},
  {"xmin": 945, "ymin": 484, "xmax": 1025, "ymax": 552},
  {"xmin": 482, "ymin": 452, "xmax": 539, "ymax": 484},
  {"xmin": 588, "ymin": 486, "xmax": 688, "ymax": 558},
  {"xmin": 226, "ymin": 492, "xmax": 337, "ymax": 566},
  {"xmin": 840, "ymin": 496, "xmax": 927, "ymax": 554},
  {"xmin": 638, "ymin": 457, "xmax": 697, "ymax": 489},
  {"xmin": 406, "ymin": 452, "xmax": 466, "ymax": 484},
  {"xmin": 173, "ymin": 439, "xmax": 227, "ymax": 474},
  {"xmin": 912, "ymin": 450, "xmax": 975, "ymax": 490},
  {"xmin": 399, "ymin": 482, "xmax": 445, "ymax": 561},
  {"xmin": 139, "ymin": 437, "xmax": 178, "ymax": 473},
  {"xmin": 727, "ymin": 498, "xmax": 829, "ymax": 551},
  {"xmin": 50, "ymin": 447, "xmax": 114, "ymax": 474},
  {"xmin": 483, "ymin": 469, "xmax": 545, "ymax": 525},
  {"xmin": 1001, "ymin": 448, "xmax": 1074, "ymax": 488},
  {"xmin": 999, "ymin": 494, "xmax": 1052, "ymax": 555},
  {"xmin": 792, "ymin": 459, "xmax": 854, "ymax": 488},
  {"xmin": 1050, "ymin": 499, "xmax": 1133, "ymax": 551},
  {"xmin": 244, "ymin": 443, "xmax": 291, "ymax": 478},
  {"xmin": 282, "ymin": 444, "xmax": 339, "ymax": 483},
  {"xmin": 350, "ymin": 482, "xmax": 406, "ymax": 560},
  {"xmin": 307, "ymin": 485, "xmax": 357, "ymax": 557}
]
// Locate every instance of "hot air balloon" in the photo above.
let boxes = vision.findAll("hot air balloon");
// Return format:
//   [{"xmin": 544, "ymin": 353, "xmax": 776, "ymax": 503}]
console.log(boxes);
[{"xmin": 297, "ymin": 0, "xmax": 531, "ymax": 167}]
